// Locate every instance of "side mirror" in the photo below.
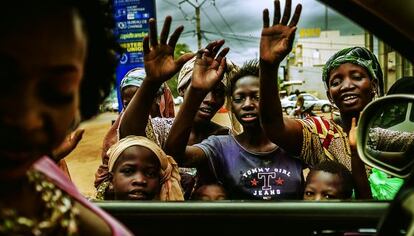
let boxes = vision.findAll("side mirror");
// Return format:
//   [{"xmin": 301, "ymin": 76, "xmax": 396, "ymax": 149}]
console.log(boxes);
[{"xmin": 357, "ymin": 95, "xmax": 414, "ymax": 178}]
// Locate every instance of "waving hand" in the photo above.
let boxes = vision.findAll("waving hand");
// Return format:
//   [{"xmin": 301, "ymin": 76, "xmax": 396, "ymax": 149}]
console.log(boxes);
[
  {"xmin": 260, "ymin": 0, "xmax": 302, "ymax": 66},
  {"xmin": 143, "ymin": 16, "xmax": 194, "ymax": 82},
  {"xmin": 191, "ymin": 40, "xmax": 229, "ymax": 93}
]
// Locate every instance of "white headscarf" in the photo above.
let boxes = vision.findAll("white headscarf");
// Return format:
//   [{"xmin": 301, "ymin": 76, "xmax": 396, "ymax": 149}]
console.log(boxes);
[{"xmin": 107, "ymin": 135, "xmax": 184, "ymax": 201}]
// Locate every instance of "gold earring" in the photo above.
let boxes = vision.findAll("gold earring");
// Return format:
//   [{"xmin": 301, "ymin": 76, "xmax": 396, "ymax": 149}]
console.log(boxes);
[{"xmin": 372, "ymin": 89, "xmax": 378, "ymax": 100}]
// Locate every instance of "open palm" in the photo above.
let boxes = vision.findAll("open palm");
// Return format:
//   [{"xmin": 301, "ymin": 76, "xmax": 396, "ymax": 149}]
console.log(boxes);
[
  {"xmin": 191, "ymin": 40, "xmax": 229, "ymax": 92},
  {"xmin": 260, "ymin": 0, "xmax": 302, "ymax": 66},
  {"xmin": 143, "ymin": 16, "xmax": 194, "ymax": 82}
]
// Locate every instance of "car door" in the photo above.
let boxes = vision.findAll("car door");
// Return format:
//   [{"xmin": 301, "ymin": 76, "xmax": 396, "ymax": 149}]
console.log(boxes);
[{"xmin": 303, "ymin": 94, "xmax": 318, "ymax": 109}]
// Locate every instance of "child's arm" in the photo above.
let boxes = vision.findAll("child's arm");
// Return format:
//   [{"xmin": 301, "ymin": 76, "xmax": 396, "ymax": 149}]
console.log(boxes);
[
  {"xmin": 259, "ymin": 0, "xmax": 304, "ymax": 156},
  {"xmin": 165, "ymin": 41, "xmax": 229, "ymax": 167},
  {"xmin": 119, "ymin": 16, "xmax": 193, "ymax": 138}
]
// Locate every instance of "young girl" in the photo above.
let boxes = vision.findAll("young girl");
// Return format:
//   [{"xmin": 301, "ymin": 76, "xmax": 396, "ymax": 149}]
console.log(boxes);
[
  {"xmin": 0, "ymin": 1, "xmax": 131, "ymax": 235},
  {"xmin": 96, "ymin": 135, "xmax": 183, "ymax": 201},
  {"xmin": 95, "ymin": 68, "xmax": 175, "ymax": 190},
  {"xmin": 119, "ymin": 68, "xmax": 175, "ymax": 117}
]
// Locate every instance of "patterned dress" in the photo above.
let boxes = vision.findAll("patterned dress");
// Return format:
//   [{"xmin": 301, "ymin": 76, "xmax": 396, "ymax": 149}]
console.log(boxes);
[{"xmin": 297, "ymin": 116, "xmax": 352, "ymax": 171}]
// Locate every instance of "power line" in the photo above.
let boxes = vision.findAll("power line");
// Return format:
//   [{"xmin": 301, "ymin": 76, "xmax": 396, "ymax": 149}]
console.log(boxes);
[
  {"xmin": 179, "ymin": 0, "xmax": 209, "ymax": 49},
  {"xmin": 201, "ymin": 8, "xmax": 226, "ymax": 39},
  {"xmin": 201, "ymin": 32, "xmax": 211, "ymax": 42},
  {"xmin": 164, "ymin": 0, "xmax": 178, "ymax": 8},
  {"xmin": 181, "ymin": 30, "xmax": 196, "ymax": 35},
  {"xmin": 202, "ymin": 30, "xmax": 259, "ymax": 43},
  {"xmin": 211, "ymin": 0, "xmax": 244, "ymax": 47}
]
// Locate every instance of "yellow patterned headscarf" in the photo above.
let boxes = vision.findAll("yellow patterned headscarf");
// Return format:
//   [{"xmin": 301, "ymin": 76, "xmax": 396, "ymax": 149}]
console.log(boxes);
[
  {"xmin": 107, "ymin": 135, "xmax": 184, "ymax": 201},
  {"xmin": 177, "ymin": 57, "xmax": 238, "ymax": 96}
]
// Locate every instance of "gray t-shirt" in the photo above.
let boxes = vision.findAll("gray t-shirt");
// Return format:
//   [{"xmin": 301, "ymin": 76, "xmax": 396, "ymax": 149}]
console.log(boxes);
[{"xmin": 195, "ymin": 135, "xmax": 304, "ymax": 200}]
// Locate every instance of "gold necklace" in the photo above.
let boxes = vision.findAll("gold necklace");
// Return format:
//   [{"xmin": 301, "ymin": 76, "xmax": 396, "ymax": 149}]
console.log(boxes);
[{"xmin": 0, "ymin": 170, "xmax": 79, "ymax": 235}]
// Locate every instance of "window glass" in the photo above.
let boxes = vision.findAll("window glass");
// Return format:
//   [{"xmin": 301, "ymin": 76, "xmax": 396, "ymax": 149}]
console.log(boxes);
[{"xmin": 62, "ymin": 0, "xmax": 412, "ymax": 203}]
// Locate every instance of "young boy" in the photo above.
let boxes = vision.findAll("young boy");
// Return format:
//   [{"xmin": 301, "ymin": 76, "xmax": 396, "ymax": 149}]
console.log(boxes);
[
  {"xmin": 304, "ymin": 160, "xmax": 354, "ymax": 200},
  {"xmin": 191, "ymin": 183, "xmax": 227, "ymax": 201}
]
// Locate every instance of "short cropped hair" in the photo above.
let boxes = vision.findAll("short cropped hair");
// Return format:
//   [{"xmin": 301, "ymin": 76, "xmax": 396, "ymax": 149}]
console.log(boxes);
[
  {"xmin": 228, "ymin": 59, "xmax": 259, "ymax": 96},
  {"xmin": 309, "ymin": 160, "xmax": 354, "ymax": 198}
]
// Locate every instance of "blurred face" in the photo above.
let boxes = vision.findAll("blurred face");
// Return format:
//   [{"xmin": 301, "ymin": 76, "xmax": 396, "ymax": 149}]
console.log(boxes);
[
  {"xmin": 327, "ymin": 63, "xmax": 376, "ymax": 115},
  {"xmin": 303, "ymin": 171, "xmax": 345, "ymax": 201},
  {"xmin": 121, "ymin": 86, "xmax": 160, "ymax": 116},
  {"xmin": 121, "ymin": 86, "xmax": 138, "ymax": 109},
  {"xmin": 193, "ymin": 184, "xmax": 227, "ymax": 200},
  {"xmin": 231, "ymin": 76, "xmax": 260, "ymax": 128},
  {"xmin": 111, "ymin": 145, "xmax": 161, "ymax": 200},
  {"xmin": 185, "ymin": 81, "xmax": 225, "ymax": 124},
  {"xmin": 0, "ymin": 10, "xmax": 86, "ymax": 178}
]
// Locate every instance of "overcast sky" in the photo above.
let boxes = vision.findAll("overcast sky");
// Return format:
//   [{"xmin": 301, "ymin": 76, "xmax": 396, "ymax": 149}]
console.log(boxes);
[{"xmin": 155, "ymin": 0, "xmax": 364, "ymax": 65}]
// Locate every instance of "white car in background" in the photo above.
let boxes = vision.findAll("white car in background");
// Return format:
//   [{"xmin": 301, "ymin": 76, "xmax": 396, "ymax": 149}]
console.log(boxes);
[{"xmin": 281, "ymin": 93, "xmax": 332, "ymax": 114}]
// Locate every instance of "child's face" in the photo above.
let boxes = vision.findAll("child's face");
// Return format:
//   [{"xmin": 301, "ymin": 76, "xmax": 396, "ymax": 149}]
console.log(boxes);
[
  {"xmin": 231, "ymin": 76, "xmax": 260, "ymax": 128},
  {"xmin": 121, "ymin": 86, "xmax": 138, "ymax": 109},
  {"xmin": 111, "ymin": 145, "xmax": 161, "ymax": 200},
  {"xmin": 193, "ymin": 184, "xmax": 227, "ymax": 200},
  {"xmin": 121, "ymin": 86, "xmax": 160, "ymax": 117},
  {"xmin": 190, "ymin": 81, "xmax": 226, "ymax": 124},
  {"xmin": 303, "ymin": 171, "xmax": 344, "ymax": 200},
  {"xmin": 0, "ymin": 10, "xmax": 86, "ymax": 178}
]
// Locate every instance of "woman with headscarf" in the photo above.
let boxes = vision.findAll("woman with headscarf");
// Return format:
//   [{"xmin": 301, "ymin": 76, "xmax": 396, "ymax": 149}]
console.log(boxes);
[
  {"xmin": 120, "ymin": 68, "xmax": 175, "ymax": 118},
  {"xmin": 258, "ymin": 0, "xmax": 379, "ymax": 198},
  {"xmin": 96, "ymin": 135, "xmax": 183, "ymax": 201},
  {"xmin": 94, "ymin": 68, "xmax": 175, "ymax": 190}
]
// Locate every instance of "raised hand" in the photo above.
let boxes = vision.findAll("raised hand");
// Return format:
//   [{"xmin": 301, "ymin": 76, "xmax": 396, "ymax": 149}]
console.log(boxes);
[
  {"xmin": 52, "ymin": 129, "xmax": 85, "ymax": 161},
  {"xmin": 349, "ymin": 117, "xmax": 358, "ymax": 152},
  {"xmin": 260, "ymin": 0, "xmax": 302, "ymax": 66},
  {"xmin": 191, "ymin": 40, "xmax": 229, "ymax": 92},
  {"xmin": 143, "ymin": 16, "xmax": 194, "ymax": 82}
]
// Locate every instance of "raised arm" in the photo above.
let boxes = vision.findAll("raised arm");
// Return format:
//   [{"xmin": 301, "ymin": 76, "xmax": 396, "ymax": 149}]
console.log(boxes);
[
  {"xmin": 119, "ymin": 16, "xmax": 193, "ymax": 138},
  {"xmin": 165, "ymin": 41, "xmax": 229, "ymax": 167},
  {"xmin": 259, "ymin": 0, "xmax": 303, "ymax": 156}
]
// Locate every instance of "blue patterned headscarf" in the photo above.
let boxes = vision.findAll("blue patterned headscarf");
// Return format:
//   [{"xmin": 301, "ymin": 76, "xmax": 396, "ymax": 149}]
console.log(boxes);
[
  {"xmin": 322, "ymin": 47, "xmax": 384, "ymax": 96},
  {"xmin": 120, "ymin": 68, "xmax": 164, "ymax": 96}
]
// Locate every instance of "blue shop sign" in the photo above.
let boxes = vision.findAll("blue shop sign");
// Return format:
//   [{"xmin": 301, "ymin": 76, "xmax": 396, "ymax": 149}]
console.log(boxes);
[{"xmin": 113, "ymin": 0, "xmax": 156, "ymax": 111}]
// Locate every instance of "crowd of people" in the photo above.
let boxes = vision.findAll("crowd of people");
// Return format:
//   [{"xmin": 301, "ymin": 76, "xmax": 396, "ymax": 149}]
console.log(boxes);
[{"xmin": 0, "ymin": 0, "xmax": 410, "ymax": 234}]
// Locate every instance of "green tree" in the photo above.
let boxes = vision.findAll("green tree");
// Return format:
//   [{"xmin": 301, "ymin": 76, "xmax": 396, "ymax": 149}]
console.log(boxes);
[{"xmin": 166, "ymin": 43, "xmax": 192, "ymax": 97}]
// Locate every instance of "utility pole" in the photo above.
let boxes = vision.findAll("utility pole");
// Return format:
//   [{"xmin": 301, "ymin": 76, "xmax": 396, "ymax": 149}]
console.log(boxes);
[
  {"xmin": 364, "ymin": 30, "xmax": 373, "ymax": 52},
  {"xmin": 179, "ymin": 0, "xmax": 208, "ymax": 49},
  {"xmin": 195, "ymin": 6, "xmax": 202, "ymax": 49},
  {"xmin": 378, "ymin": 41, "xmax": 389, "ymax": 91}
]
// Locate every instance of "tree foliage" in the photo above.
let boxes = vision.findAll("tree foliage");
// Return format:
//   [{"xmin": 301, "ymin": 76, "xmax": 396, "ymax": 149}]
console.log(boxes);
[{"xmin": 166, "ymin": 43, "xmax": 192, "ymax": 97}]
